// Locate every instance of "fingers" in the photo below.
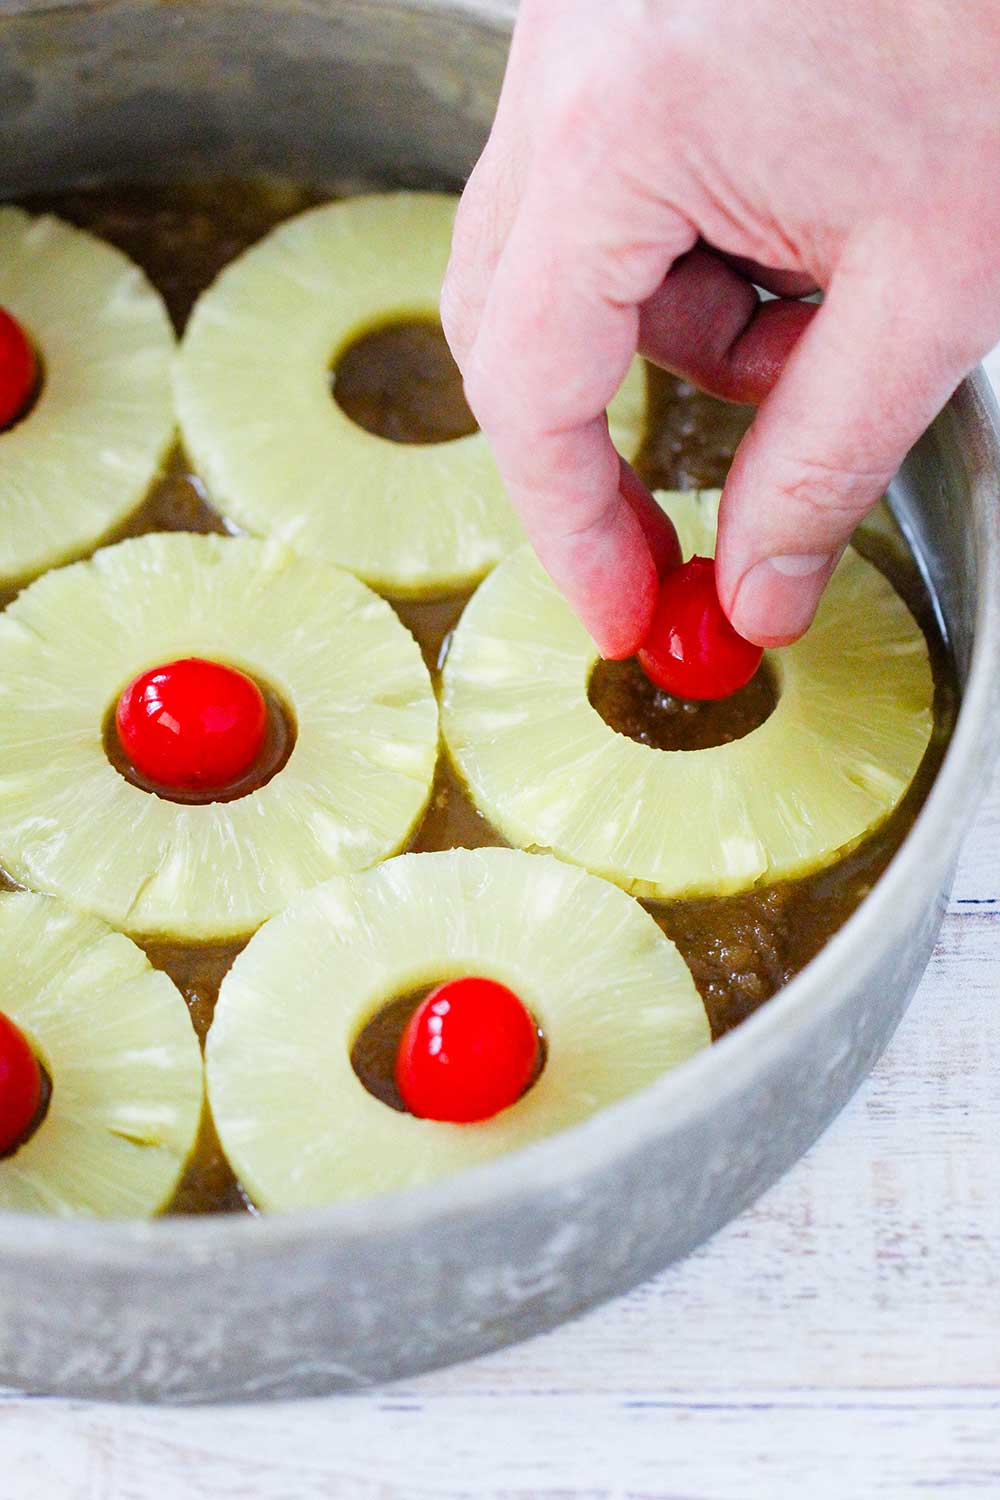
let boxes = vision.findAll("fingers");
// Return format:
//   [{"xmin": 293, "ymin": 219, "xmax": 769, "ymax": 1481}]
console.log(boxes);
[
  {"xmin": 441, "ymin": 142, "xmax": 523, "ymax": 369},
  {"xmin": 715, "ymin": 253, "xmax": 819, "ymax": 300},
  {"xmin": 463, "ymin": 166, "xmax": 696, "ymax": 657},
  {"xmin": 440, "ymin": 0, "xmax": 540, "ymax": 366},
  {"xmin": 638, "ymin": 247, "xmax": 816, "ymax": 404},
  {"xmin": 715, "ymin": 245, "xmax": 977, "ymax": 646},
  {"xmin": 618, "ymin": 457, "xmax": 682, "ymax": 579}
]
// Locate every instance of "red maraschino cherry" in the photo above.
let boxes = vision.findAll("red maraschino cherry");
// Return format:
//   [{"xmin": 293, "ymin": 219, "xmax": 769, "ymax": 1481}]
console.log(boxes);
[
  {"xmin": 116, "ymin": 657, "xmax": 267, "ymax": 791},
  {"xmin": 0, "ymin": 1012, "xmax": 41, "ymax": 1155},
  {"xmin": 637, "ymin": 554, "xmax": 763, "ymax": 701},
  {"xmin": 396, "ymin": 976, "xmax": 539, "ymax": 1123},
  {"xmin": 0, "ymin": 307, "xmax": 37, "ymax": 430}
]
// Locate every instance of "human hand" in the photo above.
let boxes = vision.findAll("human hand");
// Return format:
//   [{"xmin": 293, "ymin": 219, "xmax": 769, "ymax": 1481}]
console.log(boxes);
[{"xmin": 442, "ymin": 0, "xmax": 1000, "ymax": 655}]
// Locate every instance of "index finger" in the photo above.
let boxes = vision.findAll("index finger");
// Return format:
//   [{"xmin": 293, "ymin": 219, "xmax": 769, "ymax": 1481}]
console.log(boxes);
[{"xmin": 463, "ymin": 168, "xmax": 695, "ymax": 657}]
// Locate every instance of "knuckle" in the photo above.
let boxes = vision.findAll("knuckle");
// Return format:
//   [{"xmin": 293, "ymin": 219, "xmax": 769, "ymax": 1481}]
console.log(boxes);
[
  {"xmin": 591, "ymin": 232, "xmax": 675, "ymax": 308},
  {"xmin": 460, "ymin": 358, "xmax": 504, "ymax": 429},
  {"xmin": 450, "ymin": 166, "xmax": 492, "ymax": 259},
  {"xmin": 777, "ymin": 455, "xmax": 891, "ymax": 520},
  {"xmin": 437, "ymin": 272, "xmax": 467, "ymax": 356}
]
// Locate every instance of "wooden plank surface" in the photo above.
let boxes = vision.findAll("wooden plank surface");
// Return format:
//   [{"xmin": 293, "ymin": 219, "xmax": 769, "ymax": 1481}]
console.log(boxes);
[{"xmin": 1, "ymin": 372, "xmax": 998, "ymax": 1500}]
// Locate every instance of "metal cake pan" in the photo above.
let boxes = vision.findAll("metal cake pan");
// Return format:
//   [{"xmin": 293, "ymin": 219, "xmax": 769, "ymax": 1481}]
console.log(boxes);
[{"xmin": 0, "ymin": 0, "xmax": 998, "ymax": 1404}]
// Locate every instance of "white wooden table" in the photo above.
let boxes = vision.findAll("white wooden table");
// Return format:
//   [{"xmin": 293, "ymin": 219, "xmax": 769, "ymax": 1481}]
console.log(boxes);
[{"xmin": 3, "ymin": 361, "xmax": 999, "ymax": 1500}]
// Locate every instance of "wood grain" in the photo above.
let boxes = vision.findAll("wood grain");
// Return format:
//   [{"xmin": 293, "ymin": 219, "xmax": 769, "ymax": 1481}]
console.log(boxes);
[{"xmin": 3, "ymin": 1389, "xmax": 1000, "ymax": 1500}]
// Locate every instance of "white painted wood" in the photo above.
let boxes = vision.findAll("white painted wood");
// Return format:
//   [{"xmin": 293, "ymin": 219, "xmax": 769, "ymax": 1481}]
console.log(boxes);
[
  {"xmin": 2, "ymin": 297, "xmax": 999, "ymax": 1500},
  {"xmin": 2, "ymin": 1388, "xmax": 1000, "ymax": 1500}
]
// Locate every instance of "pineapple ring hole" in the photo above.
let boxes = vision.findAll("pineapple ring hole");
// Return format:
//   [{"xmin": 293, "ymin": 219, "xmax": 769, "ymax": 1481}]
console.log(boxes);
[
  {"xmin": 102, "ymin": 669, "xmax": 297, "ymax": 805},
  {"xmin": 0, "ymin": 341, "xmax": 44, "ymax": 435},
  {"xmin": 330, "ymin": 317, "xmax": 479, "ymax": 446},
  {"xmin": 0, "ymin": 1057, "xmax": 52, "ymax": 1161},
  {"xmin": 350, "ymin": 983, "xmax": 548, "ymax": 1116},
  {"xmin": 588, "ymin": 655, "xmax": 779, "ymax": 751}
]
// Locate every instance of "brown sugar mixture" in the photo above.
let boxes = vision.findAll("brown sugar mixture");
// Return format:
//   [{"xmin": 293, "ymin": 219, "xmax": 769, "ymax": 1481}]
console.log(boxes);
[
  {"xmin": 333, "ymin": 317, "xmax": 479, "ymax": 445},
  {"xmin": 5, "ymin": 180, "xmax": 956, "ymax": 1214}
]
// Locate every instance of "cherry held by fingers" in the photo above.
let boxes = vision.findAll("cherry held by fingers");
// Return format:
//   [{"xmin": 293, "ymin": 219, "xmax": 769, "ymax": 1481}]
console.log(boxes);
[
  {"xmin": 395, "ymin": 976, "xmax": 540, "ymax": 1123},
  {"xmin": 638, "ymin": 555, "xmax": 763, "ymax": 701},
  {"xmin": 0, "ymin": 1012, "xmax": 42, "ymax": 1155},
  {"xmin": 0, "ymin": 307, "xmax": 37, "ymax": 430},
  {"xmin": 116, "ymin": 657, "xmax": 268, "ymax": 792}
]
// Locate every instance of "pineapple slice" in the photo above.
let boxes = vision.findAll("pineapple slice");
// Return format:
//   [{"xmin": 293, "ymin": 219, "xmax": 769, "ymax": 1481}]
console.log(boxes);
[
  {"xmin": 174, "ymin": 193, "xmax": 647, "ymax": 595},
  {"xmin": 441, "ymin": 491, "xmax": 935, "ymax": 900},
  {"xmin": 0, "ymin": 207, "xmax": 175, "ymax": 591},
  {"xmin": 0, "ymin": 891, "xmax": 202, "ymax": 1217},
  {"xmin": 0, "ymin": 532, "xmax": 438, "ymax": 940},
  {"xmin": 206, "ymin": 847, "xmax": 709, "ymax": 1210}
]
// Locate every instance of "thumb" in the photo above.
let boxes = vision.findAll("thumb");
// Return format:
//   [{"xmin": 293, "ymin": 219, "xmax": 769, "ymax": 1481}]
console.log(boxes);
[{"xmin": 716, "ymin": 245, "xmax": 976, "ymax": 646}]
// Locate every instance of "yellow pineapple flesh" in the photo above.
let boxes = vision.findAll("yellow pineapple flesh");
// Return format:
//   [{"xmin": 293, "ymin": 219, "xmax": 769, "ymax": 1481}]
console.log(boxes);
[
  {"xmin": 0, "ymin": 892, "xmax": 202, "ymax": 1217},
  {"xmin": 0, "ymin": 532, "xmax": 438, "ymax": 940},
  {"xmin": 0, "ymin": 207, "xmax": 176, "ymax": 590},
  {"xmin": 440, "ymin": 491, "xmax": 935, "ymax": 900},
  {"xmin": 206, "ymin": 847, "xmax": 709, "ymax": 1210},
  {"xmin": 174, "ymin": 193, "xmax": 647, "ymax": 595}
]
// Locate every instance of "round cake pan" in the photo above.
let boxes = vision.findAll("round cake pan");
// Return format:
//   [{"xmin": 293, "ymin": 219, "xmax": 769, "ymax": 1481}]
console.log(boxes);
[{"xmin": 0, "ymin": 0, "xmax": 998, "ymax": 1405}]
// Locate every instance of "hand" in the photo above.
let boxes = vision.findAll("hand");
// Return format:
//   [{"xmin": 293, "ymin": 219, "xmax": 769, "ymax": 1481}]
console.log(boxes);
[{"xmin": 442, "ymin": 0, "xmax": 1000, "ymax": 655}]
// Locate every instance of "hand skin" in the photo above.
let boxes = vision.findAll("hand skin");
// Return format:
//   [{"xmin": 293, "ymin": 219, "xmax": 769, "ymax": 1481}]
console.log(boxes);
[{"xmin": 441, "ymin": 0, "xmax": 1000, "ymax": 657}]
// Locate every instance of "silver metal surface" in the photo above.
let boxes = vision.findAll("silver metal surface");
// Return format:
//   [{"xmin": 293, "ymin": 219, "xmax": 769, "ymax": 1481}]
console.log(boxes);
[{"xmin": 0, "ymin": 0, "xmax": 998, "ymax": 1405}]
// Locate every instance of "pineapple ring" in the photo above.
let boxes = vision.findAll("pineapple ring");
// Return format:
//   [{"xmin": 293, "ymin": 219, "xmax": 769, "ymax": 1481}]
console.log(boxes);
[
  {"xmin": 0, "ymin": 207, "xmax": 176, "ymax": 592},
  {"xmin": 174, "ymin": 193, "xmax": 647, "ymax": 596},
  {"xmin": 0, "ymin": 532, "xmax": 438, "ymax": 940},
  {"xmin": 206, "ymin": 847, "xmax": 709, "ymax": 1210},
  {"xmin": 441, "ymin": 491, "xmax": 936, "ymax": 901},
  {"xmin": 0, "ymin": 892, "xmax": 202, "ymax": 1218}
]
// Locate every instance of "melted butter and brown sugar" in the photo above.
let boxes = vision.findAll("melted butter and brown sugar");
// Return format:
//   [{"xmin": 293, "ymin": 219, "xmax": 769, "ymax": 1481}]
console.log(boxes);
[{"xmin": 5, "ymin": 181, "xmax": 956, "ymax": 1215}]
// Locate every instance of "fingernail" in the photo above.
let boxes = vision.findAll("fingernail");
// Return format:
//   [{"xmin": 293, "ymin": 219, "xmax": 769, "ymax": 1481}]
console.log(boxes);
[{"xmin": 730, "ymin": 553, "xmax": 834, "ymax": 644}]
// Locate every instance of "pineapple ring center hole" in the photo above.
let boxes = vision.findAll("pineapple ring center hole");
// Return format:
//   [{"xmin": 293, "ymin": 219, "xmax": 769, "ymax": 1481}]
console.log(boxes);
[
  {"xmin": 103, "ymin": 671, "xmax": 297, "ymax": 805},
  {"xmin": 588, "ymin": 655, "xmax": 779, "ymax": 751},
  {"xmin": 0, "ymin": 1059, "xmax": 52, "ymax": 1161},
  {"xmin": 351, "ymin": 984, "xmax": 548, "ymax": 1116},
  {"xmin": 330, "ymin": 317, "xmax": 479, "ymax": 446}
]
